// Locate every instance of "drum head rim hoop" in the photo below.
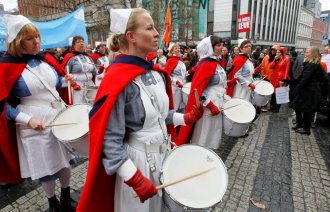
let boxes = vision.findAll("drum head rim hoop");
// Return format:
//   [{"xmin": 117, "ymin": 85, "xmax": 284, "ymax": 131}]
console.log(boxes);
[
  {"xmin": 161, "ymin": 144, "xmax": 228, "ymax": 209},
  {"xmin": 223, "ymin": 98, "xmax": 256, "ymax": 124},
  {"xmin": 51, "ymin": 104, "xmax": 91, "ymax": 142}
]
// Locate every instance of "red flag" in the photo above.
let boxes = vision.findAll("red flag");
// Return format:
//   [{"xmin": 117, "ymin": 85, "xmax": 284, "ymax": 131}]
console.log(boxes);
[{"xmin": 163, "ymin": 4, "xmax": 171, "ymax": 47}]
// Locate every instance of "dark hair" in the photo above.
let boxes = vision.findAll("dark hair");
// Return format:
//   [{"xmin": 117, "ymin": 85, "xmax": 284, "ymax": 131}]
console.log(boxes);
[
  {"xmin": 290, "ymin": 50, "xmax": 298, "ymax": 58},
  {"xmin": 210, "ymin": 35, "xmax": 222, "ymax": 48},
  {"xmin": 71, "ymin": 35, "xmax": 84, "ymax": 48}
]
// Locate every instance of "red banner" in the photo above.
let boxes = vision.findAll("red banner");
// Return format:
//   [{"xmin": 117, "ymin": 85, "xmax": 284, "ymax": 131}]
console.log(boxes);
[{"xmin": 238, "ymin": 13, "xmax": 251, "ymax": 33}]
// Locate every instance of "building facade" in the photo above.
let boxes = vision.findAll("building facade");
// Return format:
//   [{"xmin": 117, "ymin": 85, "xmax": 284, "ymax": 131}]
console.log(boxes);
[
  {"xmin": 320, "ymin": 10, "xmax": 330, "ymax": 39},
  {"xmin": 212, "ymin": 0, "xmax": 302, "ymax": 48},
  {"xmin": 295, "ymin": 6, "xmax": 314, "ymax": 51},
  {"xmin": 304, "ymin": 0, "xmax": 322, "ymax": 18},
  {"xmin": 310, "ymin": 17, "xmax": 328, "ymax": 48}
]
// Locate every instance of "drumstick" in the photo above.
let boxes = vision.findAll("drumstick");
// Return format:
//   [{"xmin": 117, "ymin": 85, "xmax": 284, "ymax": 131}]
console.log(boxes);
[
  {"xmin": 19, "ymin": 122, "xmax": 77, "ymax": 129},
  {"xmin": 134, "ymin": 166, "xmax": 215, "ymax": 197},
  {"xmin": 220, "ymin": 104, "xmax": 241, "ymax": 112},
  {"xmin": 194, "ymin": 89, "xmax": 201, "ymax": 108},
  {"xmin": 156, "ymin": 166, "xmax": 216, "ymax": 190},
  {"xmin": 254, "ymin": 75, "xmax": 267, "ymax": 86},
  {"xmin": 66, "ymin": 67, "xmax": 72, "ymax": 105}
]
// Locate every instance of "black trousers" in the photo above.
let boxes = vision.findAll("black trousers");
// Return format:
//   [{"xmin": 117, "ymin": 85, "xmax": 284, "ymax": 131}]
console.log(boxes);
[
  {"xmin": 295, "ymin": 111, "xmax": 312, "ymax": 131},
  {"xmin": 270, "ymin": 93, "xmax": 281, "ymax": 112}
]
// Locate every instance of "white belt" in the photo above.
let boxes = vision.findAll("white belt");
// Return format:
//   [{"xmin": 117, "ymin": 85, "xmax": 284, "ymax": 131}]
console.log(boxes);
[
  {"xmin": 127, "ymin": 139, "xmax": 168, "ymax": 153},
  {"xmin": 20, "ymin": 99, "xmax": 62, "ymax": 108}
]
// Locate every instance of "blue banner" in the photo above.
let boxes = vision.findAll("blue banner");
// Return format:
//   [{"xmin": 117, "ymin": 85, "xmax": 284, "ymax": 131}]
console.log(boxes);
[{"xmin": 0, "ymin": 6, "xmax": 87, "ymax": 52}]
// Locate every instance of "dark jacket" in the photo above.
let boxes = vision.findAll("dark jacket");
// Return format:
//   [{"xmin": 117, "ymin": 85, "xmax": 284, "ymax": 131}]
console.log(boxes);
[{"xmin": 290, "ymin": 62, "xmax": 326, "ymax": 112}]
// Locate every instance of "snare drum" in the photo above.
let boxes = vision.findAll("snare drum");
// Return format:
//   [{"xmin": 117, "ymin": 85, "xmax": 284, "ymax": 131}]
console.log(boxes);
[
  {"xmin": 223, "ymin": 98, "xmax": 256, "ymax": 137},
  {"xmin": 83, "ymin": 86, "xmax": 98, "ymax": 104},
  {"xmin": 52, "ymin": 104, "xmax": 91, "ymax": 158},
  {"xmin": 182, "ymin": 82, "xmax": 191, "ymax": 106},
  {"xmin": 252, "ymin": 80, "xmax": 274, "ymax": 106},
  {"xmin": 161, "ymin": 145, "xmax": 228, "ymax": 211}
]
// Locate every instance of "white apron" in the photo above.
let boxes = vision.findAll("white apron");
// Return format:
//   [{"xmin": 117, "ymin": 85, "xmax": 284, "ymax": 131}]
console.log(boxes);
[
  {"xmin": 191, "ymin": 66, "xmax": 227, "ymax": 149},
  {"xmin": 16, "ymin": 62, "xmax": 70, "ymax": 180},
  {"xmin": 68, "ymin": 55, "xmax": 96, "ymax": 104},
  {"xmin": 171, "ymin": 61, "xmax": 187, "ymax": 111},
  {"xmin": 114, "ymin": 71, "xmax": 169, "ymax": 212},
  {"xmin": 233, "ymin": 60, "xmax": 254, "ymax": 101},
  {"xmin": 95, "ymin": 56, "xmax": 110, "ymax": 86}
]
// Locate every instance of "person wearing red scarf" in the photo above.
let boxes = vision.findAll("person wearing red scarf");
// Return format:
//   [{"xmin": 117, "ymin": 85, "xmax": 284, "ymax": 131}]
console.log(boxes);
[
  {"xmin": 91, "ymin": 43, "xmax": 110, "ymax": 86},
  {"xmin": 77, "ymin": 8, "xmax": 203, "ymax": 212},
  {"xmin": 226, "ymin": 39, "xmax": 255, "ymax": 101},
  {"xmin": 177, "ymin": 35, "xmax": 236, "ymax": 148},
  {"xmin": 165, "ymin": 43, "xmax": 187, "ymax": 111},
  {"xmin": 62, "ymin": 35, "xmax": 99, "ymax": 105},
  {"xmin": 0, "ymin": 14, "xmax": 76, "ymax": 212}
]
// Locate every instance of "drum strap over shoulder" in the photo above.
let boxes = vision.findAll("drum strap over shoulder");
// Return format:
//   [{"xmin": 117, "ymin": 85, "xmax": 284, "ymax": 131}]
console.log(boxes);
[{"xmin": 25, "ymin": 66, "xmax": 66, "ymax": 107}]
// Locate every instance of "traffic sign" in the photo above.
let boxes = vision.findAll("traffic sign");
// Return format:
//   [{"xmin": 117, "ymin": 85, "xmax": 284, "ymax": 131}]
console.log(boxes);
[{"xmin": 323, "ymin": 35, "xmax": 328, "ymax": 40}]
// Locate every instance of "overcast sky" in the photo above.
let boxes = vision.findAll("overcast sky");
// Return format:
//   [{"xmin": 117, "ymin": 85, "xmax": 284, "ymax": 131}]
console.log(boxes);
[{"xmin": 1, "ymin": 0, "xmax": 330, "ymax": 12}]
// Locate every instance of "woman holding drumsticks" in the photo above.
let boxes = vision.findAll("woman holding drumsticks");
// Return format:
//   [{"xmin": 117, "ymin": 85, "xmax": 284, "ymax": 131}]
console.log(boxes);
[
  {"xmin": 177, "ymin": 35, "xmax": 237, "ymax": 149},
  {"xmin": 0, "ymin": 14, "xmax": 76, "ymax": 211},
  {"xmin": 77, "ymin": 8, "xmax": 203, "ymax": 212}
]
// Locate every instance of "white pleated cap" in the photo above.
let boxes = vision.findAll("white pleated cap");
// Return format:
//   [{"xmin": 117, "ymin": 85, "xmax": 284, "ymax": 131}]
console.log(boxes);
[
  {"xmin": 197, "ymin": 36, "xmax": 213, "ymax": 59},
  {"xmin": 3, "ymin": 14, "xmax": 33, "ymax": 43},
  {"xmin": 110, "ymin": 8, "xmax": 133, "ymax": 34}
]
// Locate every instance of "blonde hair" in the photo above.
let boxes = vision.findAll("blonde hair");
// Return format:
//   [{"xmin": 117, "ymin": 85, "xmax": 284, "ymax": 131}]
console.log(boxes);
[
  {"xmin": 306, "ymin": 46, "xmax": 321, "ymax": 63},
  {"xmin": 108, "ymin": 8, "xmax": 149, "ymax": 52},
  {"xmin": 7, "ymin": 23, "xmax": 40, "ymax": 57},
  {"xmin": 168, "ymin": 43, "xmax": 180, "ymax": 56}
]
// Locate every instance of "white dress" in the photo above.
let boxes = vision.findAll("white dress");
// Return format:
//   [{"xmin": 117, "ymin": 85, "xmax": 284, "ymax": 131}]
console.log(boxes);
[
  {"xmin": 171, "ymin": 61, "xmax": 187, "ymax": 111},
  {"xmin": 233, "ymin": 60, "xmax": 255, "ymax": 101},
  {"xmin": 95, "ymin": 55, "xmax": 110, "ymax": 86},
  {"xmin": 16, "ymin": 61, "xmax": 70, "ymax": 180},
  {"xmin": 114, "ymin": 71, "xmax": 169, "ymax": 212},
  {"xmin": 191, "ymin": 64, "xmax": 227, "ymax": 149}
]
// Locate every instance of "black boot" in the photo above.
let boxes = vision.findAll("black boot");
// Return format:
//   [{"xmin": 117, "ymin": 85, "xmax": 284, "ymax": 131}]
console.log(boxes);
[
  {"xmin": 48, "ymin": 196, "xmax": 60, "ymax": 212},
  {"xmin": 60, "ymin": 187, "xmax": 76, "ymax": 212}
]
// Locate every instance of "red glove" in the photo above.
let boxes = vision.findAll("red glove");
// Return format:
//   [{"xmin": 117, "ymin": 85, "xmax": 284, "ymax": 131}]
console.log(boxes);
[
  {"xmin": 98, "ymin": 65, "xmax": 105, "ymax": 74},
  {"xmin": 248, "ymin": 83, "xmax": 255, "ymax": 90},
  {"xmin": 227, "ymin": 78, "xmax": 239, "ymax": 87},
  {"xmin": 176, "ymin": 80, "xmax": 183, "ymax": 88},
  {"xmin": 125, "ymin": 169, "xmax": 157, "ymax": 203},
  {"xmin": 71, "ymin": 82, "xmax": 81, "ymax": 91},
  {"xmin": 184, "ymin": 105, "xmax": 204, "ymax": 125},
  {"xmin": 205, "ymin": 101, "xmax": 221, "ymax": 116}
]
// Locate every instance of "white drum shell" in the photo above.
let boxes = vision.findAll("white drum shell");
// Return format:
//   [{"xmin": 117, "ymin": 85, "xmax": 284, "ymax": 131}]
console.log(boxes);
[
  {"xmin": 252, "ymin": 80, "xmax": 274, "ymax": 106},
  {"xmin": 182, "ymin": 83, "xmax": 191, "ymax": 106},
  {"xmin": 52, "ymin": 104, "xmax": 91, "ymax": 158},
  {"xmin": 160, "ymin": 145, "xmax": 228, "ymax": 210},
  {"xmin": 223, "ymin": 98, "xmax": 256, "ymax": 137}
]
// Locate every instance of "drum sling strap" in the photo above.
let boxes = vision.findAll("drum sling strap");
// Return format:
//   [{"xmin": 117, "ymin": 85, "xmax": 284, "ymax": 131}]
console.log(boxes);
[
  {"xmin": 25, "ymin": 66, "xmax": 66, "ymax": 107},
  {"xmin": 135, "ymin": 76, "xmax": 170, "ymax": 182}
]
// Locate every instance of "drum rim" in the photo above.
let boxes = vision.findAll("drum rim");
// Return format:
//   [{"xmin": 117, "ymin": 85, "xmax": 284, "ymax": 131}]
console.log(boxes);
[
  {"xmin": 223, "ymin": 98, "xmax": 256, "ymax": 124},
  {"xmin": 160, "ymin": 144, "xmax": 228, "ymax": 209},
  {"xmin": 51, "ymin": 104, "xmax": 91, "ymax": 142},
  {"xmin": 253, "ymin": 80, "xmax": 274, "ymax": 95}
]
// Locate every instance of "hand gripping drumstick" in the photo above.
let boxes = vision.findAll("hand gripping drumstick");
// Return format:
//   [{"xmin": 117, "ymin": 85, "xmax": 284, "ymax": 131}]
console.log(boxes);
[
  {"xmin": 194, "ymin": 89, "xmax": 201, "ymax": 108},
  {"xmin": 134, "ymin": 166, "xmax": 215, "ymax": 197}
]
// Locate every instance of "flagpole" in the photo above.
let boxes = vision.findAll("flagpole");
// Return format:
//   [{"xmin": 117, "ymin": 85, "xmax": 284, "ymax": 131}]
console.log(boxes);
[{"xmin": 160, "ymin": 0, "xmax": 172, "ymax": 49}]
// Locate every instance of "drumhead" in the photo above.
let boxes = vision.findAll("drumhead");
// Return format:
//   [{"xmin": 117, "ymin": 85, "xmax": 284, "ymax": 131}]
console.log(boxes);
[
  {"xmin": 253, "ymin": 80, "xmax": 274, "ymax": 96},
  {"xmin": 223, "ymin": 98, "xmax": 256, "ymax": 123},
  {"xmin": 52, "ymin": 104, "xmax": 91, "ymax": 142},
  {"xmin": 161, "ymin": 145, "xmax": 228, "ymax": 209},
  {"xmin": 182, "ymin": 82, "xmax": 191, "ymax": 95}
]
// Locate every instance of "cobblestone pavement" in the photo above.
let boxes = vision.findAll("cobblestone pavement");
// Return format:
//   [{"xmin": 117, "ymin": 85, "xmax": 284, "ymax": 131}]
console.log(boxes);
[{"xmin": 1, "ymin": 105, "xmax": 330, "ymax": 212}]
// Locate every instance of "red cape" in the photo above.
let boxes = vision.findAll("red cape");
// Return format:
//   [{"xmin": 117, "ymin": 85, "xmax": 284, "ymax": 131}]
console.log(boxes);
[
  {"xmin": 0, "ymin": 52, "xmax": 67, "ymax": 184},
  {"xmin": 164, "ymin": 56, "xmax": 180, "ymax": 75},
  {"xmin": 226, "ymin": 54, "xmax": 249, "ymax": 97},
  {"xmin": 77, "ymin": 55, "xmax": 175, "ymax": 212},
  {"xmin": 90, "ymin": 52, "xmax": 103, "ymax": 63},
  {"xmin": 176, "ymin": 57, "xmax": 218, "ymax": 146}
]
